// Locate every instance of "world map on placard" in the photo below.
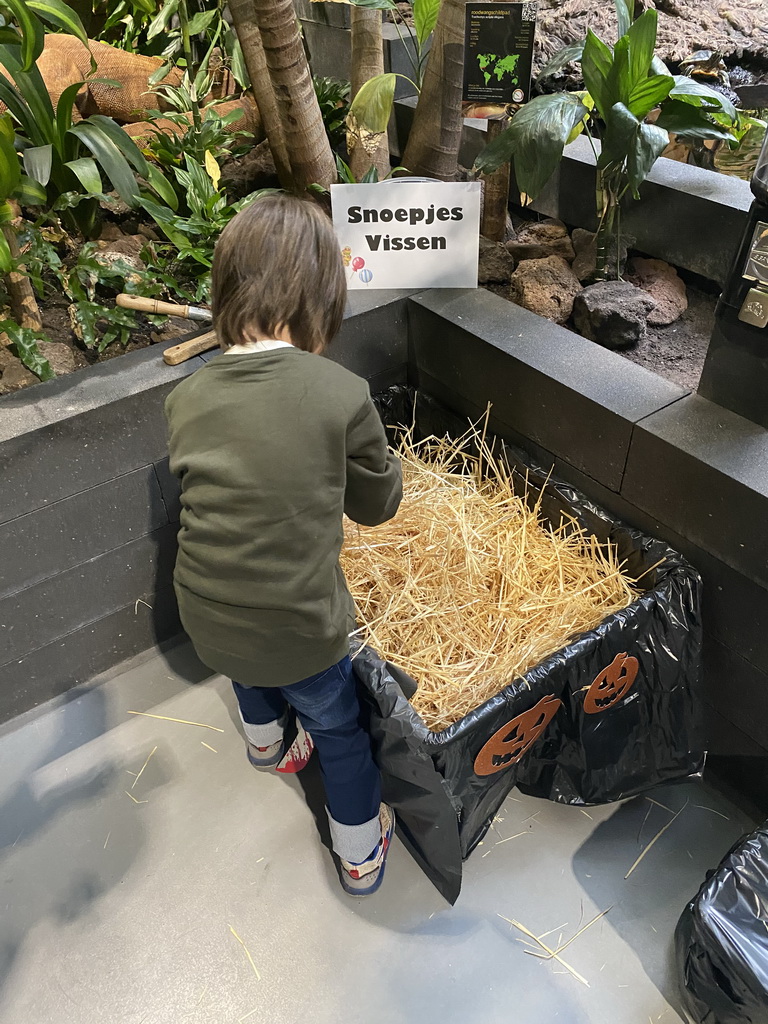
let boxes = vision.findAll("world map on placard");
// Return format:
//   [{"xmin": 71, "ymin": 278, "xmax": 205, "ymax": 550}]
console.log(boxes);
[{"xmin": 476, "ymin": 52, "xmax": 520, "ymax": 87}]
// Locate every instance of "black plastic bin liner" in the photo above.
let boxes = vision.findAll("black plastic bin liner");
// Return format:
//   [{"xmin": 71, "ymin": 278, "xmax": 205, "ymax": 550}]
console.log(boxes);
[
  {"xmin": 676, "ymin": 822, "xmax": 768, "ymax": 1024},
  {"xmin": 355, "ymin": 388, "xmax": 703, "ymax": 902}
]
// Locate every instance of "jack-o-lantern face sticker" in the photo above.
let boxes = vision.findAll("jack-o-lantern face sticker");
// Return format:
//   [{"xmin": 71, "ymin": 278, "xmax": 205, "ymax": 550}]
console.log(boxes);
[
  {"xmin": 474, "ymin": 694, "xmax": 562, "ymax": 777},
  {"xmin": 584, "ymin": 652, "xmax": 639, "ymax": 714}
]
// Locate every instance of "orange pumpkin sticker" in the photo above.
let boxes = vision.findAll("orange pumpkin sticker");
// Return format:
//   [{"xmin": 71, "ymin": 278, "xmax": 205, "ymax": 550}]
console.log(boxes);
[
  {"xmin": 584, "ymin": 652, "xmax": 639, "ymax": 714},
  {"xmin": 474, "ymin": 694, "xmax": 562, "ymax": 777}
]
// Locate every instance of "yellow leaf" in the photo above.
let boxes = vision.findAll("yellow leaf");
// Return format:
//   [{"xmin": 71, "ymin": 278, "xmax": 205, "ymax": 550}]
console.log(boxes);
[{"xmin": 204, "ymin": 150, "xmax": 221, "ymax": 191}]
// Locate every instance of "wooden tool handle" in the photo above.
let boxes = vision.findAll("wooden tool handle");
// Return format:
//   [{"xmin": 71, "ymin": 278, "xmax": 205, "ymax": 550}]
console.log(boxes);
[
  {"xmin": 162, "ymin": 330, "xmax": 219, "ymax": 365},
  {"xmin": 117, "ymin": 293, "xmax": 190, "ymax": 317}
]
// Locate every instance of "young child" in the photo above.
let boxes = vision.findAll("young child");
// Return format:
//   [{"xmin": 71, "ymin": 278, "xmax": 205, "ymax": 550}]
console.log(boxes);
[{"xmin": 165, "ymin": 195, "xmax": 402, "ymax": 896}]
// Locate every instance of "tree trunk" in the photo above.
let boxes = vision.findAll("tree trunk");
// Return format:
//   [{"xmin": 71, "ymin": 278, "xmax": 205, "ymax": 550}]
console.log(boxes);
[
  {"xmin": 250, "ymin": 0, "xmax": 336, "ymax": 190},
  {"xmin": 401, "ymin": 0, "xmax": 467, "ymax": 180},
  {"xmin": 480, "ymin": 121, "xmax": 510, "ymax": 241},
  {"xmin": 349, "ymin": 7, "xmax": 390, "ymax": 181},
  {"xmin": 2, "ymin": 210, "xmax": 41, "ymax": 331},
  {"xmin": 228, "ymin": 0, "xmax": 293, "ymax": 188}
]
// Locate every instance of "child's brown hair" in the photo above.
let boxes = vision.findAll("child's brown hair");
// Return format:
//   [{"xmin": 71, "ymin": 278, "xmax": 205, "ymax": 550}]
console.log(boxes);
[{"xmin": 212, "ymin": 194, "xmax": 346, "ymax": 353}]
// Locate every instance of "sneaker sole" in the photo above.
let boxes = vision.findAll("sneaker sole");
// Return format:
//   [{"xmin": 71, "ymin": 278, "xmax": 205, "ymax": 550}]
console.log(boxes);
[
  {"xmin": 247, "ymin": 745, "xmax": 284, "ymax": 771},
  {"xmin": 340, "ymin": 810, "xmax": 396, "ymax": 897}
]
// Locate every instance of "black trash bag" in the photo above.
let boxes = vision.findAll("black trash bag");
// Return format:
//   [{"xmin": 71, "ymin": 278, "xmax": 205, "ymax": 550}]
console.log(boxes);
[
  {"xmin": 676, "ymin": 822, "xmax": 768, "ymax": 1024},
  {"xmin": 358, "ymin": 387, "xmax": 703, "ymax": 901}
]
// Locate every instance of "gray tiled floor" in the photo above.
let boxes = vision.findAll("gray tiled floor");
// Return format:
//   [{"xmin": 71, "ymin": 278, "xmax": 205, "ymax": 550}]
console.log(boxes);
[{"xmin": 0, "ymin": 643, "xmax": 756, "ymax": 1024}]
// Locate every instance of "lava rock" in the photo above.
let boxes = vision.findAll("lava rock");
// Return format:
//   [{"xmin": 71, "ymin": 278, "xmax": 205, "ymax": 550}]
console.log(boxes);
[
  {"xmin": 37, "ymin": 341, "xmax": 76, "ymax": 376},
  {"xmin": 573, "ymin": 280, "xmax": 656, "ymax": 350},
  {"xmin": 627, "ymin": 256, "xmax": 688, "ymax": 326},
  {"xmin": 506, "ymin": 218, "xmax": 575, "ymax": 263},
  {"xmin": 94, "ymin": 236, "xmax": 146, "ymax": 283},
  {"xmin": 571, "ymin": 228, "xmax": 634, "ymax": 283},
  {"xmin": 479, "ymin": 235, "xmax": 515, "ymax": 284},
  {"xmin": 510, "ymin": 255, "xmax": 582, "ymax": 325},
  {"xmin": 0, "ymin": 346, "xmax": 37, "ymax": 393}
]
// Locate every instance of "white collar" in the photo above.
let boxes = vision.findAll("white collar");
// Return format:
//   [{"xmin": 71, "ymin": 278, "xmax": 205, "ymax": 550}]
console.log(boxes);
[{"xmin": 226, "ymin": 339, "xmax": 294, "ymax": 354}]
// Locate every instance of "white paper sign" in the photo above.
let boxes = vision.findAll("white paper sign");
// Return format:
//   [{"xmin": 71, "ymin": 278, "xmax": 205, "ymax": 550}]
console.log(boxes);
[{"xmin": 331, "ymin": 180, "xmax": 481, "ymax": 290}]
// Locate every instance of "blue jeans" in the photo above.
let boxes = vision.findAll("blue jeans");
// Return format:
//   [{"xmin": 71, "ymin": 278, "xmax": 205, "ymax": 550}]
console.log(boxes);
[{"xmin": 233, "ymin": 656, "xmax": 382, "ymax": 862}]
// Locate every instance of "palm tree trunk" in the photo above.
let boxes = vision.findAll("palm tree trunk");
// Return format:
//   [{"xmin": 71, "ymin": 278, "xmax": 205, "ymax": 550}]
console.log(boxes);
[
  {"xmin": 228, "ymin": 0, "xmax": 293, "ymax": 188},
  {"xmin": 401, "ymin": 0, "xmax": 467, "ymax": 180},
  {"xmin": 349, "ymin": 7, "xmax": 390, "ymax": 181},
  {"xmin": 480, "ymin": 121, "xmax": 510, "ymax": 240},
  {"xmin": 250, "ymin": 0, "xmax": 336, "ymax": 190}
]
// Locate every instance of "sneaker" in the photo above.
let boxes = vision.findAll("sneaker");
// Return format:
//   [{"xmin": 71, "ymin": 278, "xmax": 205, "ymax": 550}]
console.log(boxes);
[
  {"xmin": 276, "ymin": 725, "xmax": 314, "ymax": 774},
  {"xmin": 339, "ymin": 804, "xmax": 395, "ymax": 897},
  {"xmin": 247, "ymin": 738, "xmax": 285, "ymax": 770}
]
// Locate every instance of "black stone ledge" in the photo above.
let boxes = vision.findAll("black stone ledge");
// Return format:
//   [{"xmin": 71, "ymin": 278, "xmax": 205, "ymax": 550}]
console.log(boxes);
[
  {"xmin": 0, "ymin": 465, "xmax": 168, "ymax": 600},
  {"xmin": 0, "ymin": 337, "xmax": 204, "ymax": 446},
  {"xmin": 408, "ymin": 289, "xmax": 687, "ymax": 491},
  {"xmin": 0, "ymin": 584, "xmax": 181, "ymax": 726},
  {"xmin": 623, "ymin": 393, "xmax": 768, "ymax": 589},
  {"xmin": 0, "ymin": 524, "xmax": 177, "ymax": 667},
  {"xmin": 703, "ymin": 634, "xmax": 768, "ymax": 753}
]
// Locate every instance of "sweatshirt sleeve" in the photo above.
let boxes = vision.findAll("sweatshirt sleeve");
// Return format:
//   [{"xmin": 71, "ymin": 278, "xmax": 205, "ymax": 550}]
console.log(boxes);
[{"xmin": 344, "ymin": 395, "xmax": 403, "ymax": 527}]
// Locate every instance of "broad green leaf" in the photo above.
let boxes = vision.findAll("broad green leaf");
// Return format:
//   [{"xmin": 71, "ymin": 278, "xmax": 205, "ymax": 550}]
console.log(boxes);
[
  {"xmin": 668, "ymin": 75, "xmax": 736, "ymax": 122},
  {"xmin": 83, "ymin": 115, "xmax": 150, "ymax": 176},
  {"xmin": 14, "ymin": 173, "xmax": 47, "ymax": 205},
  {"xmin": 654, "ymin": 99, "xmax": 736, "ymax": 141},
  {"xmin": 626, "ymin": 9, "xmax": 658, "ymax": 92},
  {"xmin": 225, "ymin": 28, "xmax": 249, "ymax": 89},
  {"xmin": 187, "ymin": 8, "xmax": 217, "ymax": 34},
  {"xmin": 27, "ymin": 0, "xmax": 89, "ymax": 48},
  {"xmin": 0, "ymin": 72, "xmax": 37, "ymax": 139},
  {"xmin": 581, "ymin": 30, "xmax": 614, "ymax": 121},
  {"xmin": 627, "ymin": 122, "xmax": 667, "ymax": 196},
  {"xmin": 1, "ymin": 320, "xmax": 54, "ymax": 379},
  {"xmin": 614, "ymin": 0, "xmax": 632, "ymax": 37},
  {"xmin": 598, "ymin": 101, "xmax": 639, "ymax": 170},
  {"xmin": 56, "ymin": 80, "xmax": 87, "ymax": 149},
  {"xmin": 0, "ymin": 49, "xmax": 56, "ymax": 141},
  {"xmin": 360, "ymin": 164, "xmax": 379, "ymax": 183},
  {"xmin": 413, "ymin": 0, "xmax": 440, "ymax": 49},
  {"xmin": 69, "ymin": 122, "xmax": 140, "ymax": 204},
  {"xmin": 0, "ymin": 230, "xmax": 11, "ymax": 272},
  {"xmin": 335, "ymin": 153, "xmax": 355, "ymax": 183},
  {"xmin": 1, "ymin": 0, "xmax": 44, "ymax": 71},
  {"xmin": 566, "ymin": 91, "xmax": 594, "ymax": 143},
  {"xmin": 0, "ymin": 119, "xmax": 19, "ymax": 198},
  {"xmin": 148, "ymin": 62, "xmax": 173, "ymax": 87},
  {"xmin": 146, "ymin": 164, "xmax": 178, "ymax": 210},
  {"xmin": 348, "ymin": 72, "xmax": 396, "ymax": 133},
  {"xmin": 473, "ymin": 92, "xmax": 589, "ymax": 198},
  {"xmin": 651, "ymin": 55, "xmax": 672, "ymax": 77},
  {"xmin": 65, "ymin": 155, "xmax": 102, "ymax": 193},
  {"xmin": 22, "ymin": 143, "xmax": 52, "ymax": 185},
  {"xmin": 537, "ymin": 41, "xmax": 585, "ymax": 82},
  {"xmin": 148, "ymin": 0, "xmax": 179, "ymax": 40},
  {"xmin": 627, "ymin": 73, "xmax": 673, "ymax": 119},
  {"xmin": 607, "ymin": 34, "xmax": 630, "ymax": 106},
  {"xmin": 0, "ymin": 111, "xmax": 13, "ymax": 144}
]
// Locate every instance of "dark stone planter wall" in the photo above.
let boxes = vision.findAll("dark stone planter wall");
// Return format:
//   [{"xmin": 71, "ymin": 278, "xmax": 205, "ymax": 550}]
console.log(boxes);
[
  {"xmin": 407, "ymin": 290, "xmax": 768, "ymax": 809},
  {"xmin": 0, "ymin": 292, "xmax": 412, "ymax": 725}
]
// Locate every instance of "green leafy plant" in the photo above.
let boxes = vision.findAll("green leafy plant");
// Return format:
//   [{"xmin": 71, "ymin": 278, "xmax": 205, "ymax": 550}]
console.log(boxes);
[
  {"xmin": 139, "ymin": 156, "xmax": 279, "ymax": 299},
  {"xmin": 91, "ymin": 0, "xmax": 160, "ymax": 52},
  {"xmin": 474, "ymin": 0, "xmax": 739, "ymax": 278},
  {"xmin": 333, "ymin": 152, "xmax": 406, "ymax": 184},
  {"xmin": 0, "ymin": 0, "xmax": 173, "ymax": 236},
  {"xmin": 314, "ymin": 76, "xmax": 351, "ymax": 150}
]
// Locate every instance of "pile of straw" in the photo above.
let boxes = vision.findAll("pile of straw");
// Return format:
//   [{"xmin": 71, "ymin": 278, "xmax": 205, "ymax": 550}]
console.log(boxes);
[{"xmin": 341, "ymin": 427, "xmax": 640, "ymax": 731}]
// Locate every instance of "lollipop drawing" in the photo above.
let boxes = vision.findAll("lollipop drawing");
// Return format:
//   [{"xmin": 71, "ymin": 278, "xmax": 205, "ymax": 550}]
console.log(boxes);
[
  {"xmin": 358, "ymin": 268, "xmax": 373, "ymax": 285},
  {"xmin": 351, "ymin": 257, "xmax": 365, "ymax": 272}
]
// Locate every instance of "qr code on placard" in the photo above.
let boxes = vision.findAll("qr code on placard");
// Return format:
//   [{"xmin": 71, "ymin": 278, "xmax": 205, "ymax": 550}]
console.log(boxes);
[{"xmin": 521, "ymin": 1, "xmax": 537, "ymax": 20}]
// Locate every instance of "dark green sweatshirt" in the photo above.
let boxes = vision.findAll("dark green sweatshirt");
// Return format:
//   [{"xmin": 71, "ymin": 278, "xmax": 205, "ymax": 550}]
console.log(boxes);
[{"xmin": 165, "ymin": 347, "xmax": 402, "ymax": 687}]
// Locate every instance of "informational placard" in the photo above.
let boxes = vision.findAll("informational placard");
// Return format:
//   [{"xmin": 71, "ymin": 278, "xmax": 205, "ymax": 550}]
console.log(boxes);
[
  {"xmin": 331, "ymin": 181, "xmax": 481, "ymax": 290},
  {"xmin": 462, "ymin": 2, "xmax": 537, "ymax": 119}
]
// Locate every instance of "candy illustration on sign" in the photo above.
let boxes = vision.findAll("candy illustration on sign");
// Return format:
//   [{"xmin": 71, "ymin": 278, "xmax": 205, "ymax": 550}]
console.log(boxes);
[
  {"xmin": 352, "ymin": 256, "xmax": 365, "ymax": 271},
  {"xmin": 358, "ymin": 268, "xmax": 373, "ymax": 284}
]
